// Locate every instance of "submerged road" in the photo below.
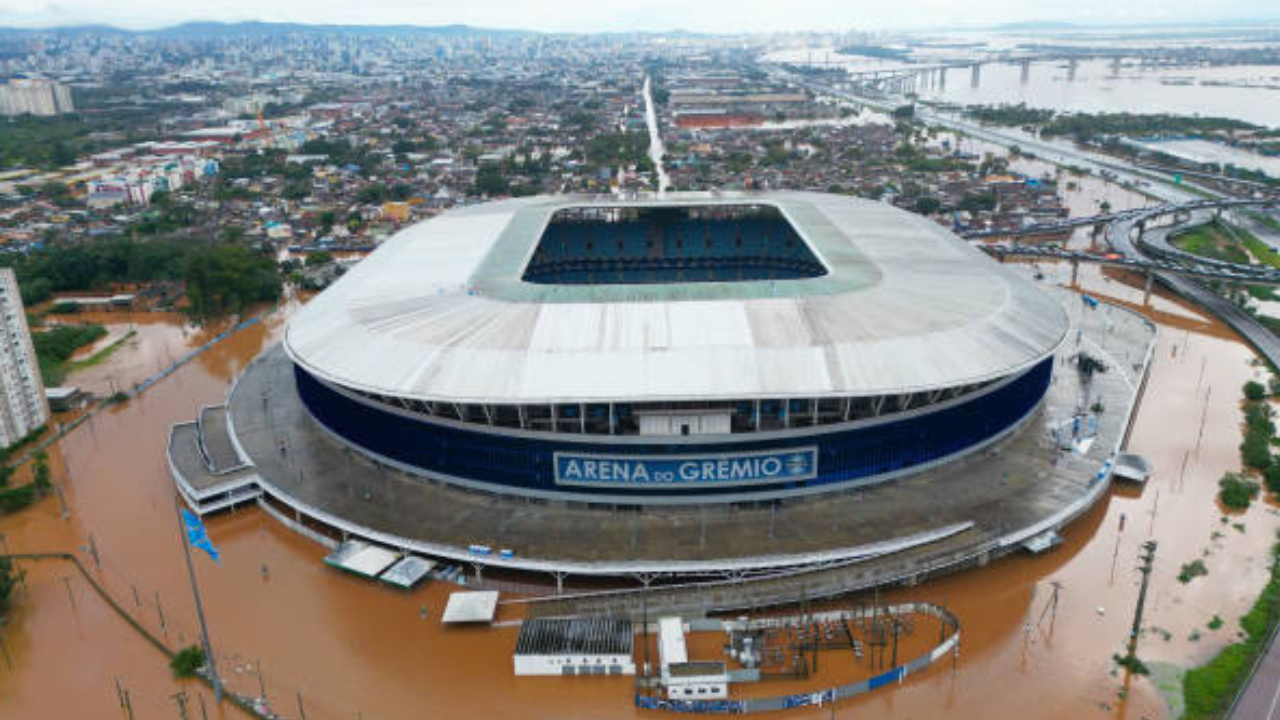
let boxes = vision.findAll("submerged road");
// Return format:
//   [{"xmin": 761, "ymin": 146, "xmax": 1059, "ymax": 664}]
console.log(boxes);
[{"xmin": 642, "ymin": 75, "xmax": 670, "ymax": 194}]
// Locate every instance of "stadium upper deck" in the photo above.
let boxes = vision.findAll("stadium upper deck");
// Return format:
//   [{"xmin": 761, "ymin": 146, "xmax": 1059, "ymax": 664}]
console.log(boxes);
[{"xmin": 284, "ymin": 191, "xmax": 1068, "ymax": 408}]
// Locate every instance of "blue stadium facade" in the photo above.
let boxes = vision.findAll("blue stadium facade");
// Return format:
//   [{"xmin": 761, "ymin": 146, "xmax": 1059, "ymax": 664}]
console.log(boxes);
[{"xmin": 294, "ymin": 356, "xmax": 1053, "ymax": 503}]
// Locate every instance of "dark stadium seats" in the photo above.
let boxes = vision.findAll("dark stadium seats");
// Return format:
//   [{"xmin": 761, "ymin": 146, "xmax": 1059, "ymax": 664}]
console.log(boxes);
[{"xmin": 524, "ymin": 213, "xmax": 825, "ymax": 285}]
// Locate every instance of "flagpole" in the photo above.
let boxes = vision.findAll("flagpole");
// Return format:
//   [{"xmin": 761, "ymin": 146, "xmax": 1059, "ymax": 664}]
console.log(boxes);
[{"xmin": 175, "ymin": 494, "xmax": 223, "ymax": 702}]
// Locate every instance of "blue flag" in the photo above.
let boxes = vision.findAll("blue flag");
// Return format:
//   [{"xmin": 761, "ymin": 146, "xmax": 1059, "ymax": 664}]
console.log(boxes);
[{"xmin": 181, "ymin": 508, "xmax": 220, "ymax": 565}]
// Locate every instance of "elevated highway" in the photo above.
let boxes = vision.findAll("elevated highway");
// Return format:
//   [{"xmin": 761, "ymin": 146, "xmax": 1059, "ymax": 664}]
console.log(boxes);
[{"xmin": 980, "ymin": 199, "xmax": 1280, "ymax": 296}]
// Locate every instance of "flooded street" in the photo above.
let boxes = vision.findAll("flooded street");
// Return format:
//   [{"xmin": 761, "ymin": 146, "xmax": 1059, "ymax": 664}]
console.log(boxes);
[
  {"xmin": 0, "ymin": 254, "xmax": 1276, "ymax": 720},
  {"xmin": 643, "ymin": 75, "xmax": 671, "ymax": 194}
]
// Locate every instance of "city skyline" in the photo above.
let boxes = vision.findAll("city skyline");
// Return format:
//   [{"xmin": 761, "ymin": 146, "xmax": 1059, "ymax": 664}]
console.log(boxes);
[{"xmin": 1, "ymin": 0, "xmax": 1279, "ymax": 34}]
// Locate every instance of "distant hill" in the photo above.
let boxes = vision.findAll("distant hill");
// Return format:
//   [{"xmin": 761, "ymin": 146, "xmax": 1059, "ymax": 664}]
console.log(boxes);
[
  {"xmin": 991, "ymin": 21, "xmax": 1079, "ymax": 31},
  {"xmin": 0, "ymin": 21, "xmax": 534, "ymax": 38}
]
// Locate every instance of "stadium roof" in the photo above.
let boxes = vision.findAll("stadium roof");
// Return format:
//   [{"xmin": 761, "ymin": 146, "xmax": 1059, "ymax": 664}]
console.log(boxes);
[{"xmin": 284, "ymin": 191, "xmax": 1068, "ymax": 403}]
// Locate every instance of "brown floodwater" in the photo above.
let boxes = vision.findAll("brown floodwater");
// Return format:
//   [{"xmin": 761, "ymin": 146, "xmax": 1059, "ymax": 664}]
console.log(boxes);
[
  {"xmin": 40, "ymin": 308, "xmax": 253, "ymax": 396},
  {"xmin": 0, "ymin": 258, "xmax": 1275, "ymax": 720}
]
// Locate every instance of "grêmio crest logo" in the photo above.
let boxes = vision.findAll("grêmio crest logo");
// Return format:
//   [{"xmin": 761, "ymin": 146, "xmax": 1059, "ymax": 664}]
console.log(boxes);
[{"xmin": 554, "ymin": 447, "xmax": 818, "ymax": 489}]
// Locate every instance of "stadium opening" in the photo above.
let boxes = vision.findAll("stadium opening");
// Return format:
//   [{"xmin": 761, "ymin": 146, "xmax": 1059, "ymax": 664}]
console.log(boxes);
[{"xmin": 522, "ymin": 204, "xmax": 826, "ymax": 285}]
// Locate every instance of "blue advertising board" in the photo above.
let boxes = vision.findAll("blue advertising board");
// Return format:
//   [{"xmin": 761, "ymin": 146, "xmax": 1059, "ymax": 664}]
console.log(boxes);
[{"xmin": 554, "ymin": 447, "xmax": 818, "ymax": 489}]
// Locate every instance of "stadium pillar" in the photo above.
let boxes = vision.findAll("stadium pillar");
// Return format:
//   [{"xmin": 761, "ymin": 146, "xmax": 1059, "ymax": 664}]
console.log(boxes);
[
  {"xmin": 1071, "ymin": 259, "xmax": 1079, "ymax": 286},
  {"xmin": 1143, "ymin": 271, "xmax": 1153, "ymax": 305}
]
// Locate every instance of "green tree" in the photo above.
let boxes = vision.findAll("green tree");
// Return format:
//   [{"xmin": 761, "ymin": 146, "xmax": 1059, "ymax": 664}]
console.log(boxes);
[
  {"xmin": 1220, "ymin": 472, "xmax": 1261, "ymax": 509},
  {"xmin": 170, "ymin": 645, "xmax": 206, "ymax": 678},
  {"xmin": 181, "ymin": 244, "xmax": 282, "ymax": 319},
  {"xmin": 304, "ymin": 251, "xmax": 334, "ymax": 267},
  {"xmin": 1242, "ymin": 430, "xmax": 1272, "ymax": 471},
  {"xmin": 474, "ymin": 165, "xmax": 509, "ymax": 196},
  {"xmin": 0, "ymin": 557, "xmax": 20, "ymax": 617},
  {"xmin": 914, "ymin": 196, "xmax": 942, "ymax": 215},
  {"xmin": 282, "ymin": 180, "xmax": 311, "ymax": 200},
  {"xmin": 357, "ymin": 183, "xmax": 389, "ymax": 204}
]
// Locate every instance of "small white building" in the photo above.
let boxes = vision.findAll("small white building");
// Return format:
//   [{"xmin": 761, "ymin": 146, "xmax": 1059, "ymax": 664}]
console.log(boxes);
[
  {"xmin": 513, "ymin": 618, "xmax": 635, "ymax": 676},
  {"xmin": 666, "ymin": 661, "xmax": 730, "ymax": 700},
  {"xmin": 658, "ymin": 617, "xmax": 728, "ymax": 700}
]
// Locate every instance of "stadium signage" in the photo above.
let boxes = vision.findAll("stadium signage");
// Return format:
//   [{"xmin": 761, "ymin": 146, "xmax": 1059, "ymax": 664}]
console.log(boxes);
[{"xmin": 554, "ymin": 447, "xmax": 818, "ymax": 489}]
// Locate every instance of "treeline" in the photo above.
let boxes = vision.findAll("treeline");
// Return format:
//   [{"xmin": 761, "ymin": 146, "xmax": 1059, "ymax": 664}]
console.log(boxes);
[
  {"xmin": 836, "ymin": 45, "xmax": 912, "ymax": 61},
  {"xmin": 964, "ymin": 104, "xmax": 1258, "ymax": 140},
  {"xmin": 0, "ymin": 237, "xmax": 282, "ymax": 318},
  {"xmin": 965, "ymin": 103, "xmax": 1055, "ymax": 127},
  {"xmin": 3, "ymin": 238, "xmax": 189, "ymax": 304},
  {"xmin": 0, "ymin": 109, "xmax": 161, "ymax": 169},
  {"xmin": 1042, "ymin": 112, "xmax": 1257, "ymax": 139},
  {"xmin": 585, "ymin": 132, "xmax": 654, "ymax": 171}
]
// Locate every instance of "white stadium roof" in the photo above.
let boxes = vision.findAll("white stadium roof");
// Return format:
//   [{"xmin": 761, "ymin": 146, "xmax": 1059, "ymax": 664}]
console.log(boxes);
[{"xmin": 285, "ymin": 191, "xmax": 1068, "ymax": 403}]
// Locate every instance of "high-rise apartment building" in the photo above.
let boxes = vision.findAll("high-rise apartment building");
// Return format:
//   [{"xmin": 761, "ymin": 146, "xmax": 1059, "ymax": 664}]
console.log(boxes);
[
  {"xmin": 0, "ymin": 269, "xmax": 49, "ymax": 448},
  {"xmin": 0, "ymin": 78, "xmax": 75, "ymax": 117}
]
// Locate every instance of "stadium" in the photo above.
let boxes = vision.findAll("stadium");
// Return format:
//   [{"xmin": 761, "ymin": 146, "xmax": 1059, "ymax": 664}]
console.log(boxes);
[
  {"xmin": 283, "ymin": 190, "xmax": 1067, "ymax": 504},
  {"xmin": 170, "ymin": 190, "xmax": 1155, "ymax": 597}
]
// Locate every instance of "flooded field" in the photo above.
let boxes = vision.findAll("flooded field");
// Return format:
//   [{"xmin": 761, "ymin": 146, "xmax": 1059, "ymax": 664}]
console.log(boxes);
[
  {"xmin": 39, "ymin": 308, "xmax": 259, "ymax": 397},
  {"xmin": 0, "ymin": 251, "xmax": 1276, "ymax": 720}
]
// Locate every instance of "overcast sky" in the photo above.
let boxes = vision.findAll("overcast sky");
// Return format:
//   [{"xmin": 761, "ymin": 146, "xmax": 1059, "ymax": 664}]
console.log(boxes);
[{"xmin": 0, "ymin": 0, "xmax": 1276, "ymax": 33}]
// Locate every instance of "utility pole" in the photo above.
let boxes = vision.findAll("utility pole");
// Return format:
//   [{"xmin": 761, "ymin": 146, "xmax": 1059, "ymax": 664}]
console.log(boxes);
[
  {"xmin": 174, "ymin": 496, "xmax": 223, "ymax": 702},
  {"xmin": 115, "ymin": 677, "xmax": 137, "ymax": 719},
  {"xmin": 642, "ymin": 598, "xmax": 650, "ymax": 684},
  {"xmin": 1127, "ymin": 541, "xmax": 1158, "ymax": 663},
  {"xmin": 61, "ymin": 576, "xmax": 76, "ymax": 611},
  {"xmin": 890, "ymin": 617, "xmax": 901, "ymax": 668},
  {"xmin": 256, "ymin": 658, "xmax": 267, "ymax": 702},
  {"xmin": 1037, "ymin": 581, "xmax": 1063, "ymax": 631}
]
